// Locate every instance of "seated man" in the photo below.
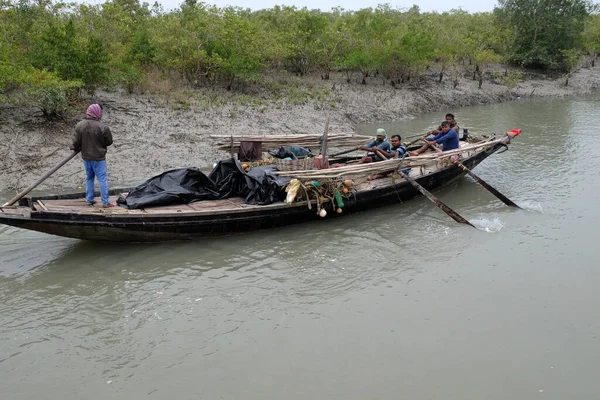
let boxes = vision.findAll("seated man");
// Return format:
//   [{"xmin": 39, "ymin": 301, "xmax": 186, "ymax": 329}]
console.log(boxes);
[
  {"xmin": 446, "ymin": 113, "xmax": 459, "ymax": 133},
  {"xmin": 358, "ymin": 128, "xmax": 391, "ymax": 163},
  {"xmin": 372, "ymin": 135, "xmax": 408, "ymax": 160},
  {"xmin": 425, "ymin": 113, "xmax": 460, "ymax": 136},
  {"xmin": 409, "ymin": 121, "xmax": 459, "ymax": 156}
]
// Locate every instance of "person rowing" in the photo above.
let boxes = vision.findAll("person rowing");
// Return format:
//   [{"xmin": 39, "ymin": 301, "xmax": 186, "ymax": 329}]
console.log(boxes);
[
  {"xmin": 358, "ymin": 128, "xmax": 391, "ymax": 163},
  {"xmin": 372, "ymin": 135, "xmax": 409, "ymax": 160},
  {"xmin": 409, "ymin": 121, "xmax": 459, "ymax": 156},
  {"xmin": 425, "ymin": 113, "xmax": 460, "ymax": 137}
]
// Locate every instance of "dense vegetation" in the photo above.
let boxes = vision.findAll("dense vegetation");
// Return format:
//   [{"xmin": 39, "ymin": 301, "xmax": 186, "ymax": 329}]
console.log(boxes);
[{"xmin": 1, "ymin": 0, "xmax": 599, "ymax": 116}]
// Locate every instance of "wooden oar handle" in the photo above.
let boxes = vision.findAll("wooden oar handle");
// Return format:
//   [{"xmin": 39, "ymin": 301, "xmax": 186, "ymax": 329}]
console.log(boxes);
[
  {"xmin": 373, "ymin": 148, "xmax": 388, "ymax": 159},
  {"xmin": 330, "ymin": 147, "xmax": 359, "ymax": 157},
  {"xmin": 426, "ymin": 141, "xmax": 520, "ymax": 208},
  {"xmin": 2, "ymin": 150, "xmax": 80, "ymax": 207},
  {"xmin": 398, "ymin": 169, "xmax": 475, "ymax": 227}
]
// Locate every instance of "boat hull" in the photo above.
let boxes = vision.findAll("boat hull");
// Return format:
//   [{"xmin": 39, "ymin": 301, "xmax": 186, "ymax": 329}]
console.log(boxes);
[{"xmin": 0, "ymin": 142, "xmax": 502, "ymax": 242}]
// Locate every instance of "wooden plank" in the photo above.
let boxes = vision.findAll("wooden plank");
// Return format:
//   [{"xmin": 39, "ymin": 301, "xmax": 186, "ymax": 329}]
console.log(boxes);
[
  {"xmin": 0, "ymin": 207, "xmax": 29, "ymax": 215},
  {"xmin": 187, "ymin": 199, "xmax": 241, "ymax": 211},
  {"xmin": 35, "ymin": 200, "xmax": 49, "ymax": 211},
  {"xmin": 226, "ymin": 199, "xmax": 246, "ymax": 209},
  {"xmin": 142, "ymin": 205, "xmax": 201, "ymax": 214}
]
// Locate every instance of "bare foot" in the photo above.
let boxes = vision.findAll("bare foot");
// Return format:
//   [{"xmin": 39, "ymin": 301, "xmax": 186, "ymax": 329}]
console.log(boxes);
[
  {"xmin": 102, "ymin": 203, "xmax": 115, "ymax": 208},
  {"xmin": 86, "ymin": 201, "xmax": 97, "ymax": 206}
]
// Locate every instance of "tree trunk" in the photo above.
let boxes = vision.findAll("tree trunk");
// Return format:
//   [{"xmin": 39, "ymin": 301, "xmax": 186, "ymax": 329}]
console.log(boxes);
[{"xmin": 361, "ymin": 71, "xmax": 367, "ymax": 85}]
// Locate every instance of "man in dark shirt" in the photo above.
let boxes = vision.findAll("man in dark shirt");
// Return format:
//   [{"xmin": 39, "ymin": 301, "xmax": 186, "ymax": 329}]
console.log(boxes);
[
  {"xmin": 70, "ymin": 104, "xmax": 114, "ymax": 208},
  {"xmin": 425, "ymin": 113, "xmax": 460, "ymax": 136}
]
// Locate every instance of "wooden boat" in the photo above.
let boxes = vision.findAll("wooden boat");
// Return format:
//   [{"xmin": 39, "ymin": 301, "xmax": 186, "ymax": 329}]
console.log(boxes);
[{"xmin": 0, "ymin": 133, "xmax": 517, "ymax": 242}]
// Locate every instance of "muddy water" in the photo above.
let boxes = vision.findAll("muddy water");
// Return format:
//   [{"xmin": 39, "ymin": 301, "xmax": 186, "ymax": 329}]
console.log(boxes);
[{"xmin": 1, "ymin": 95, "xmax": 599, "ymax": 399}]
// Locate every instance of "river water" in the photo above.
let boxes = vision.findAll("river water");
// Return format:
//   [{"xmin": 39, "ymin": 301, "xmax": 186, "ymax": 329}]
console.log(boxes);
[{"xmin": 1, "ymin": 95, "xmax": 599, "ymax": 399}]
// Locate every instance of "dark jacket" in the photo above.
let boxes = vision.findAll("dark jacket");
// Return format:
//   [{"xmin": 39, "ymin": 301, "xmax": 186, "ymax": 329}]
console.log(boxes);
[{"xmin": 72, "ymin": 118, "xmax": 113, "ymax": 161}]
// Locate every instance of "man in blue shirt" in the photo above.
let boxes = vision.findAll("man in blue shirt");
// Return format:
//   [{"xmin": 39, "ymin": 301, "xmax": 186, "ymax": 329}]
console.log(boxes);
[
  {"xmin": 409, "ymin": 121, "xmax": 459, "ymax": 156},
  {"xmin": 358, "ymin": 128, "xmax": 391, "ymax": 163}
]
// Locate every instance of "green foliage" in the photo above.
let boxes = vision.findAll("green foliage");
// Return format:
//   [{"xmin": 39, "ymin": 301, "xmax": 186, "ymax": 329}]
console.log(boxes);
[
  {"xmin": 80, "ymin": 35, "xmax": 111, "ymax": 93},
  {"xmin": 30, "ymin": 19, "xmax": 81, "ymax": 80},
  {"xmin": 582, "ymin": 13, "xmax": 600, "ymax": 55},
  {"xmin": 129, "ymin": 27, "xmax": 156, "ymax": 65},
  {"xmin": 113, "ymin": 62, "xmax": 142, "ymax": 93},
  {"xmin": 501, "ymin": 70, "xmax": 523, "ymax": 88},
  {"xmin": 211, "ymin": 7, "xmax": 264, "ymax": 88},
  {"xmin": 0, "ymin": 0, "xmax": 597, "ymax": 107},
  {"xmin": 21, "ymin": 68, "xmax": 82, "ymax": 119},
  {"xmin": 496, "ymin": 0, "xmax": 593, "ymax": 70}
]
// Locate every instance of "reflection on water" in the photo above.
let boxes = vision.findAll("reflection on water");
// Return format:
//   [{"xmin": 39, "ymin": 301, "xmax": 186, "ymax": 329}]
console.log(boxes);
[{"xmin": 2, "ymin": 94, "xmax": 600, "ymax": 399}]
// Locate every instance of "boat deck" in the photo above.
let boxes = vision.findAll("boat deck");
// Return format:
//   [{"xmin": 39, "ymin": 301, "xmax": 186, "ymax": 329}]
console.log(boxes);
[
  {"xmin": 28, "ymin": 196, "xmax": 256, "ymax": 215},
  {"xmin": 5, "ymin": 139, "xmax": 494, "ymax": 217}
]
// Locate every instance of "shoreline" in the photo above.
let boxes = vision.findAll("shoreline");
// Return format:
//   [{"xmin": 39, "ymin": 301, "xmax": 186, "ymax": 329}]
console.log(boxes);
[{"xmin": 1, "ymin": 64, "xmax": 599, "ymax": 194}]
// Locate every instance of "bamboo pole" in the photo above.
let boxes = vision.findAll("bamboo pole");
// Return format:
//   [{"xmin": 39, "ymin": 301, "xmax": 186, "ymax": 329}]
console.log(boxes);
[
  {"xmin": 428, "ymin": 141, "xmax": 520, "ymax": 208},
  {"xmin": 398, "ymin": 170, "xmax": 475, "ymax": 227},
  {"xmin": 3, "ymin": 150, "xmax": 80, "ymax": 207},
  {"xmin": 320, "ymin": 117, "xmax": 329, "ymax": 169}
]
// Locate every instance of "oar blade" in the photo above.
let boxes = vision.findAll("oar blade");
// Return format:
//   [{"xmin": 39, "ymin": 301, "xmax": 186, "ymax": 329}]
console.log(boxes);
[{"xmin": 399, "ymin": 171, "xmax": 474, "ymax": 228}]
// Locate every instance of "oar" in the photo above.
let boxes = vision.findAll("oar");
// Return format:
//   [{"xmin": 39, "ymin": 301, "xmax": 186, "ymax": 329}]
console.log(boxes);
[
  {"xmin": 405, "ymin": 132, "xmax": 432, "ymax": 147},
  {"xmin": 330, "ymin": 147, "xmax": 359, "ymax": 157},
  {"xmin": 331, "ymin": 131, "xmax": 431, "ymax": 157},
  {"xmin": 398, "ymin": 170, "xmax": 475, "ymax": 227},
  {"xmin": 2, "ymin": 150, "xmax": 80, "ymax": 207},
  {"xmin": 427, "ymin": 141, "xmax": 520, "ymax": 208}
]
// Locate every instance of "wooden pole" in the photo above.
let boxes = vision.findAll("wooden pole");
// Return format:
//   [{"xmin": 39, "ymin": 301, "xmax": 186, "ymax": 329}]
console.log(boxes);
[
  {"xmin": 3, "ymin": 150, "xmax": 80, "ymax": 207},
  {"xmin": 330, "ymin": 147, "xmax": 359, "ymax": 157},
  {"xmin": 320, "ymin": 117, "xmax": 330, "ymax": 169},
  {"xmin": 398, "ymin": 170, "xmax": 475, "ymax": 227},
  {"xmin": 427, "ymin": 141, "xmax": 520, "ymax": 208},
  {"xmin": 405, "ymin": 133, "xmax": 430, "ymax": 147}
]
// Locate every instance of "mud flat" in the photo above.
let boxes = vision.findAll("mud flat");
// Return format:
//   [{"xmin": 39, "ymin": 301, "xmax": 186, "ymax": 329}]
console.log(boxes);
[{"xmin": 1, "ymin": 64, "xmax": 599, "ymax": 193}]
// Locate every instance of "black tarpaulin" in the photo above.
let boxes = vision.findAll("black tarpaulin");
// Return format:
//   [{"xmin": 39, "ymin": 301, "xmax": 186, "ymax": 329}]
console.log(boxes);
[
  {"xmin": 117, "ymin": 158, "xmax": 291, "ymax": 209},
  {"xmin": 268, "ymin": 145, "xmax": 312, "ymax": 159}
]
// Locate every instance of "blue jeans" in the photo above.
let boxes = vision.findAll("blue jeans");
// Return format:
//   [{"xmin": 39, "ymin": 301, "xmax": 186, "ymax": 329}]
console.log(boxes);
[{"xmin": 83, "ymin": 160, "xmax": 109, "ymax": 206}]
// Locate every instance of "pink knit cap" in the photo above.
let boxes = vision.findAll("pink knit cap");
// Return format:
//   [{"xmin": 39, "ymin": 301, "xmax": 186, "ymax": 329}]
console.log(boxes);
[{"xmin": 86, "ymin": 104, "xmax": 102, "ymax": 120}]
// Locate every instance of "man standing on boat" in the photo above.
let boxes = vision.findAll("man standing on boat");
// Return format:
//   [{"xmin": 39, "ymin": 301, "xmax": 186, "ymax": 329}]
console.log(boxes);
[
  {"xmin": 358, "ymin": 128, "xmax": 391, "ymax": 163},
  {"xmin": 69, "ymin": 104, "xmax": 114, "ymax": 208},
  {"xmin": 409, "ymin": 121, "xmax": 459, "ymax": 156}
]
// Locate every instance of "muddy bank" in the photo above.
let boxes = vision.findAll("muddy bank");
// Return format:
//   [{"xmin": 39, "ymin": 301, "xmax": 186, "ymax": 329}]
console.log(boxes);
[{"xmin": 1, "ymin": 65, "xmax": 599, "ymax": 194}]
